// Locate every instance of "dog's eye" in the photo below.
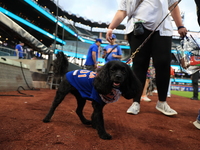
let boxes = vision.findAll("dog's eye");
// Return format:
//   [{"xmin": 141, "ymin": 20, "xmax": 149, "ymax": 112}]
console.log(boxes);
[
  {"xmin": 121, "ymin": 69, "xmax": 126, "ymax": 74},
  {"xmin": 122, "ymin": 69, "xmax": 126, "ymax": 75},
  {"xmin": 110, "ymin": 69, "xmax": 115, "ymax": 73}
]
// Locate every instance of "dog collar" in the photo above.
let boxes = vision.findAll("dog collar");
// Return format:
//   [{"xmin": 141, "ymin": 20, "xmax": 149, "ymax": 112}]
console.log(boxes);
[{"xmin": 100, "ymin": 88, "xmax": 121, "ymax": 104}]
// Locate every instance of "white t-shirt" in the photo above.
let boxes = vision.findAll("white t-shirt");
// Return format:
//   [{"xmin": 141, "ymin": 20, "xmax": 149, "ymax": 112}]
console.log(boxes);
[{"xmin": 119, "ymin": 0, "xmax": 179, "ymax": 36}]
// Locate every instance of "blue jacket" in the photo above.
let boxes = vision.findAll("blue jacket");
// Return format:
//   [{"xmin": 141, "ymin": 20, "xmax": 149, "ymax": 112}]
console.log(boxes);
[{"xmin": 66, "ymin": 70, "xmax": 121, "ymax": 105}]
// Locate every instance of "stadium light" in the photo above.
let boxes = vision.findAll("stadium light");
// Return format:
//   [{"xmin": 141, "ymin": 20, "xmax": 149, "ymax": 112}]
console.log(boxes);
[
  {"xmin": 76, "ymin": 14, "xmax": 80, "ymax": 18},
  {"xmin": 98, "ymin": 21, "xmax": 102, "ymax": 24}
]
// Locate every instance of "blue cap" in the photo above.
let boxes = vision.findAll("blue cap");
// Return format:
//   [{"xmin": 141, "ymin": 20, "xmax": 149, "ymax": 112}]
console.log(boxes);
[
  {"xmin": 95, "ymin": 38, "xmax": 102, "ymax": 43},
  {"xmin": 112, "ymin": 34, "xmax": 116, "ymax": 39}
]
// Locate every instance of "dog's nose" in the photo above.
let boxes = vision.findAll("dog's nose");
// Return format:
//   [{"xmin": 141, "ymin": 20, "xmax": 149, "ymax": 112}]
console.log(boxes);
[{"xmin": 115, "ymin": 74, "xmax": 122, "ymax": 79}]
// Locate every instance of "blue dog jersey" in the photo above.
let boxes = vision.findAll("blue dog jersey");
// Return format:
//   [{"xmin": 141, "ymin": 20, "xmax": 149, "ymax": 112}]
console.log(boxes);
[{"xmin": 66, "ymin": 70, "xmax": 121, "ymax": 105}]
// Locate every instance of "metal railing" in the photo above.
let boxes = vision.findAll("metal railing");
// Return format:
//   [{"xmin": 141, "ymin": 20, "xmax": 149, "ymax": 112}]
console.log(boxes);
[
  {"xmin": 0, "ymin": 46, "xmax": 27, "ymax": 59},
  {"xmin": 0, "ymin": 51, "xmax": 10, "ymax": 56}
]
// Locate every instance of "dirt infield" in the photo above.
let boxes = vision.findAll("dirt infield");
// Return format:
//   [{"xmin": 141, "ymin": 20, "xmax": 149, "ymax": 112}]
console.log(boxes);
[{"xmin": 0, "ymin": 89, "xmax": 199, "ymax": 150}]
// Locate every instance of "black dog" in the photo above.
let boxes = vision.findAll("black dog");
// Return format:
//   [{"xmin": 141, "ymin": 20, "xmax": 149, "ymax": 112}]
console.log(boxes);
[{"xmin": 43, "ymin": 60, "xmax": 141, "ymax": 140}]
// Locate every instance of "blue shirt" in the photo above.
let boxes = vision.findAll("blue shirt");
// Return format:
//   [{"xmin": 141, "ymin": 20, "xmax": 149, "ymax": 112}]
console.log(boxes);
[
  {"xmin": 85, "ymin": 43, "xmax": 98, "ymax": 65},
  {"xmin": 15, "ymin": 44, "xmax": 23, "ymax": 58},
  {"xmin": 103, "ymin": 45, "xmax": 122, "ymax": 63}
]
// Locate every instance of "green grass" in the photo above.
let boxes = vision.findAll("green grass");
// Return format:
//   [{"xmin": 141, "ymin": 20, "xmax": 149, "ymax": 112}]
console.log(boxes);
[{"xmin": 171, "ymin": 90, "xmax": 200, "ymax": 99}]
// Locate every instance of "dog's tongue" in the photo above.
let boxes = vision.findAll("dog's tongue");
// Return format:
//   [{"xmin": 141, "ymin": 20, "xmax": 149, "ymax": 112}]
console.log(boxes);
[{"xmin": 114, "ymin": 82, "xmax": 120, "ymax": 86}]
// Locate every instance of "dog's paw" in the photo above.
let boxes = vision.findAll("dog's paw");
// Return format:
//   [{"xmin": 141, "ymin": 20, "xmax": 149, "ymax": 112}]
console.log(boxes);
[
  {"xmin": 82, "ymin": 120, "xmax": 92, "ymax": 125},
  {"xmin": 99, "ymin": 133, "xmax": 112, "ymax": 140},
  {"xmin": 92, "ymin": 123, "xmax": 96, "ymax": 129},
  {"xmin": 43, "ymin": 118, "xmax": 50, "ymax": 123}
]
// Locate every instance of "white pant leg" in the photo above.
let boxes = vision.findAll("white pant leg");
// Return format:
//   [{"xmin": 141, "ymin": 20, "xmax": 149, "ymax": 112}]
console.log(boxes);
[{"xmin": 167, "ymin": 79, "xmax": 171, "ymax": 96}]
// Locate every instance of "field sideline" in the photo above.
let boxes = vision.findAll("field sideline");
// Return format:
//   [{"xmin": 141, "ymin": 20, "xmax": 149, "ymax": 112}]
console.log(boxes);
[{"xmin": 171, "ymin": 90, "xmax": 200, "ymax": 100}]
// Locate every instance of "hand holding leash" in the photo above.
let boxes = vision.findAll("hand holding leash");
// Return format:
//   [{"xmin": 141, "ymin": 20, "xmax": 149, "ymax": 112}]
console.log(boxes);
[{"xmin": 178, "ymin": 26, "xmax": 187, "ymax": 38}]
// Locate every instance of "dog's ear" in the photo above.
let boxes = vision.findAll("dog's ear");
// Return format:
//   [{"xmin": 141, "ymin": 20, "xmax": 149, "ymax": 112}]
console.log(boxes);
[
  {"xmin": 120, "ymin": 65, "xmax": 142, "ymax": 99},
  {"xmin": 93, "ymin": 64, "xmax": 113, "ymax": 94}
]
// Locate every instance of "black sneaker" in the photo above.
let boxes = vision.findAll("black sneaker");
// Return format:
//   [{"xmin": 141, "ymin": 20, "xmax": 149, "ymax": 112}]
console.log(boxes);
[{"xmin": 190, "ymin": 97, "xmax": 199, "ymax": 100}]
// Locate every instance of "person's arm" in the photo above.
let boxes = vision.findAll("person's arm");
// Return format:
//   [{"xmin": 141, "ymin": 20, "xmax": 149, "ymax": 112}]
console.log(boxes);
[
  {"xmin": 112, "ymin": 54, "xmax": 122, "ymax": 59},
  {"xmin": 92, "ymin": 51, "xmax": 97, "ymax": 68},
  {"xmin": 92, "ymin": 51, "xmax": 97, "ymax": 64},
  {"xmin": 106, "ymin": 10, "xmax": 127, "ymax": 42},
  {"xmin": 112, "ymin": 46, "xmax": 122, "ymax": 59},
  {"xmin": 170, "ymin": 3, "xmax": 187, "ymax": 37},
  {"xmin": 102, "ymin": 50, "xmax": 107, "ymax": 58},
  {"xmin": 15, "ymin": 46, "xmax": 19, "ymax": 56}
]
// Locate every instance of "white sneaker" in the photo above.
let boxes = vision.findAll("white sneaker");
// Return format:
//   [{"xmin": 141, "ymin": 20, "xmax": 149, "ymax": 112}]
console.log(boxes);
[
  {"xmin": 153, "ymin": 90, "xmax": 158, "ymax": 93},
  {"xmin": 141, "ymin": 96, "xmax": 151, "ymax": 102},
  {"xmin": 167, "ymin": 95, "xmax": 171, "ymax": 98},
  {"xmin": 127, "ymin": 102, "xmax": 140, "ymax": 115},
  {"xmin": 156, "ymin": 101, "xmax": 177, "ymax": 116},
  {"xmin": 193, "ymin": 112, "xmax": 200, "ymax": 129},
  {"xmin": 193, "ymin": 121, "xmax": 200, "ymax": 129}
]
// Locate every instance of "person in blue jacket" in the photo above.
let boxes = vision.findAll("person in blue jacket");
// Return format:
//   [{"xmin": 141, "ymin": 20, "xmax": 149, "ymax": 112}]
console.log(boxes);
[
  {"xmin": 15, "ymin": 42, "xmax": 24, "ymax": 59},
  {"xmin": 102, "ymin": 34, "xmax": 122, "ymax": 63},
  {"xmin": 84, "ymin": 38, "xmax": 102, "ymax": 71}
]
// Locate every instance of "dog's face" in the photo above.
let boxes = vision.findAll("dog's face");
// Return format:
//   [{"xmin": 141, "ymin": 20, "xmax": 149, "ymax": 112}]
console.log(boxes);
[
  {"xmin": 108, "ymin": 62, "xmax": 127, "ymax": 88},
  {"xmin": 94, "ymin": 61, "xmax": 142, "ymax": 99},
  {"xmin": 94, "ymin": 61, "xmax": 141, "ymax": 99}
]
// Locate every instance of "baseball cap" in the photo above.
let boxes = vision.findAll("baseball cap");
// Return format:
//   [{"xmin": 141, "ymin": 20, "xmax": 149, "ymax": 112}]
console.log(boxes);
[
  {"xmin": 112, "ymin": 34, "xmax": 116, "ymax": 39},
  {"xmin": 95, "ymin": 38, "xmax": 102, "ymax": 43}
]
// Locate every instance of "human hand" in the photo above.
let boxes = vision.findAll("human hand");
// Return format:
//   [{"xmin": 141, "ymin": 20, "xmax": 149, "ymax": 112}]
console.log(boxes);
[
  {"xmin": 94, "ymin": 64, "xmax": 98, "ymax": 69},
  {"xmin": 178, "ymin": 27, "xmax": 187, "ymax": 38},
  {"xmin": 112, "ymin": 54, "xmax": 117, "ymax": 58},
  {"xmin": 106, "ymin": 29, "xmax": 113, "ymax": 43}
]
